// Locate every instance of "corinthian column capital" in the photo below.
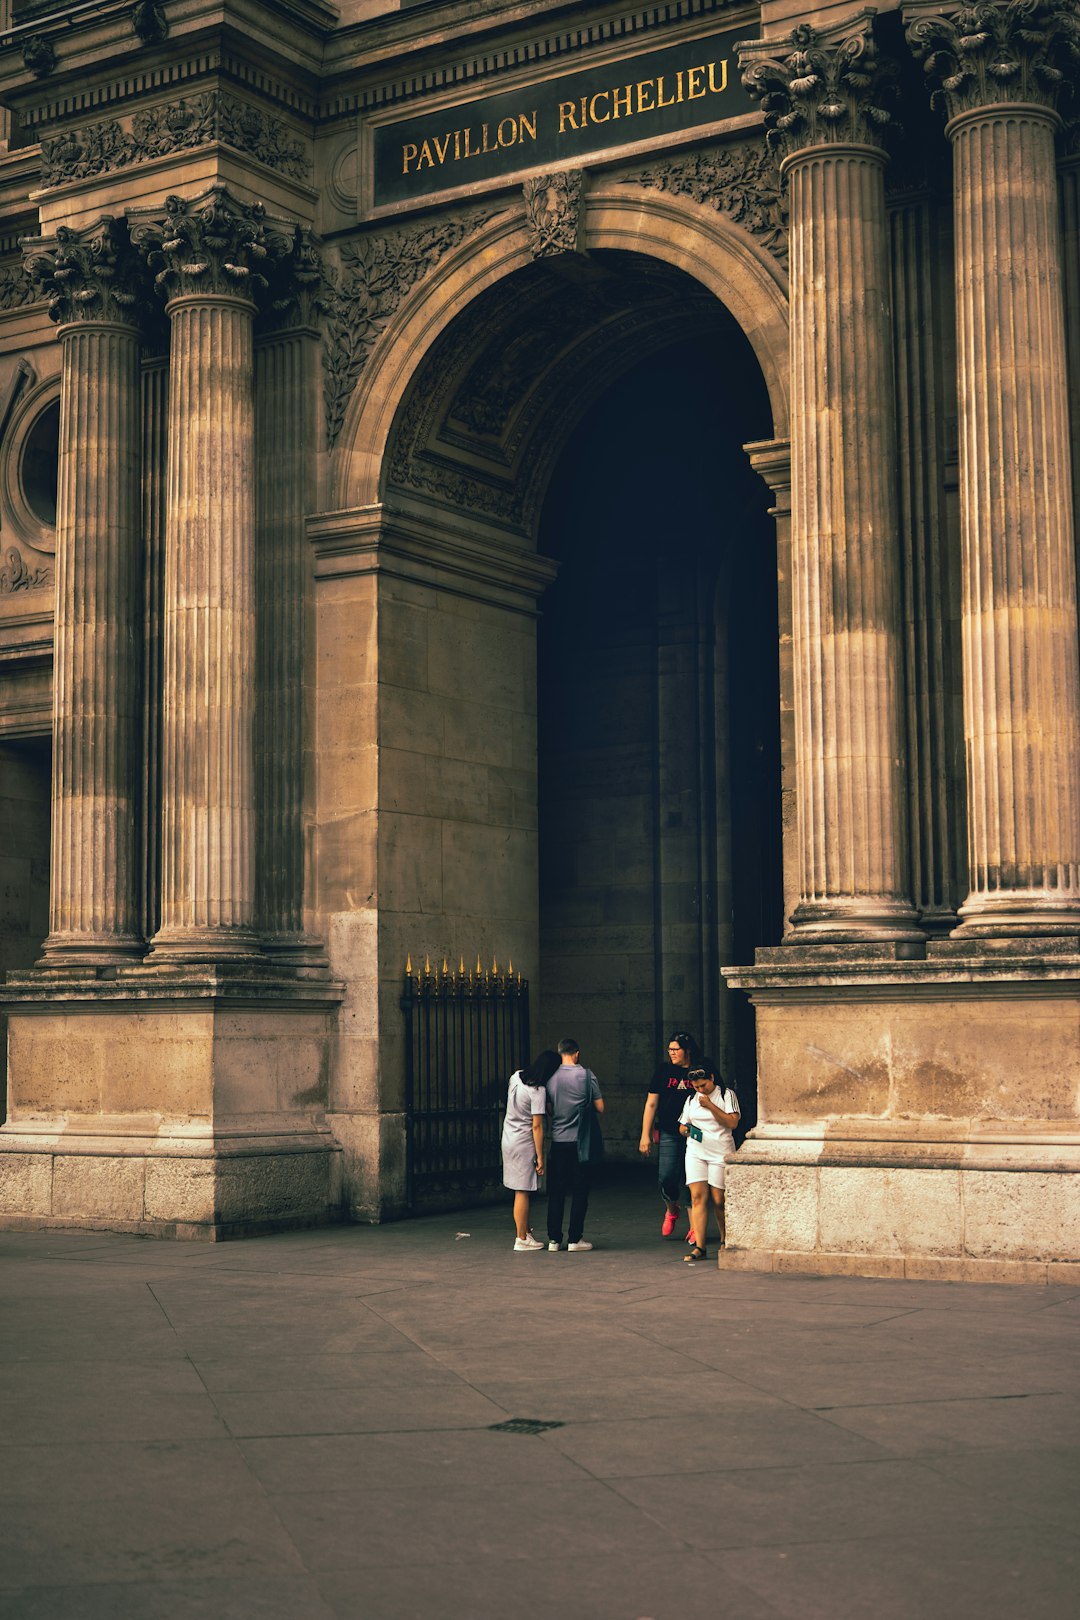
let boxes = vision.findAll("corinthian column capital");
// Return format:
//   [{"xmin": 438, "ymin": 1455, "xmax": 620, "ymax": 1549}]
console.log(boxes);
[
  {"xmin": 905, "ymin": 0, "xmax": 1080, "ymax": 122},
  {"xmin": 130, "ymin": 184, "xmax": 292, "ymax": 306},
  {"xmin": 739, "ymin": 10, "xmax": 901, "ymax": 161},
  {"xmin": 263, "ymin": 226, "xmax": 326, "ymax": 332},
  {"xmin": 22, "ymin": 215, "xmax": 145, "ymax": 328}
]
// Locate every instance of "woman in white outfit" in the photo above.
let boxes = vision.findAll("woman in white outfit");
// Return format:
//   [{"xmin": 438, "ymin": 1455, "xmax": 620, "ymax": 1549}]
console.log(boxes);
[
  {"xmin": 678, "ymin": 1066, "xmax": 739, "ymax": 1262},
  {"xmin": 501, "ymin": 1049, "xmax": 560, "ymax": 1251}
]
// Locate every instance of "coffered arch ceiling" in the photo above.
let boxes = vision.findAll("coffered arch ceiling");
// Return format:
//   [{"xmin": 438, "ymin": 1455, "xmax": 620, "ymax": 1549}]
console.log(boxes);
[{"xmin": 382, "ymin": 250, "xmax": 763, "ymax": 540}]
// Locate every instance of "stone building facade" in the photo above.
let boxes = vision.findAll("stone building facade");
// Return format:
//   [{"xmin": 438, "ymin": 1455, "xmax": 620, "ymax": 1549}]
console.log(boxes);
[{"xmin": 0, "ymin": 0, "xmax": 1075, "ymax": 1279}]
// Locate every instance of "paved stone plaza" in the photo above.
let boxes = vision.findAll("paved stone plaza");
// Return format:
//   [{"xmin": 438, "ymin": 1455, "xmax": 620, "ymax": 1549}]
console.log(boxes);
[{"xmin": 1, "ymin": 1171, "xmax": 1077, "ymax": 1620}]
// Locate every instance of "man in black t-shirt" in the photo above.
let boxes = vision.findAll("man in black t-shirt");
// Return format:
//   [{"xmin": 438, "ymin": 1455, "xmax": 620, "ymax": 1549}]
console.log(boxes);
[{"xmin": 638, "ymin": 1032, "xmax": 698, "ymax": 1239}]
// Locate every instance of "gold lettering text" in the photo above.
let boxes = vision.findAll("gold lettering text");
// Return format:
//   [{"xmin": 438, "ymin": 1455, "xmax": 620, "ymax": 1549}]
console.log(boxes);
[
  {"xmin": 417, "ymin": 139, "xmax": 435, "ymax": 170},
  {"xmin": 559, "ymin": 100, "xmax": 578, "ymax": 133},
  {"xmin": 497, "ymin": 116, "xmax": 516, "ymax": 147},
  {"xmin": 402, "ymin": 142, "xmax": 418, "ymax": 174},
  {"xmin": 636, "ymin": 79, "xmax": 656, "ymax": 114},
  {"xmin": 520, "ymin": 109, "xmax": 537, "ymax": 142},
  {"xmin": 656, "ymin": 75, "xmax": 675, "ymax": 109},
  {"xmin": 481, "ymin": 122, "xmax": 492, "ymax": 153},
  {"xmin": 612, "ymin": 84, "xmax": 632, "ymax": 118},
  {"xmin": 708, "ymin": 60, "xmax": 728, "ymax": 93},
  {"xmin": 589, "ymin": 90, "xmax": 611, "ymax": 123},
  {"xmin": 676, "ymin": 70, "xmax": 685, "ymax": 102},
  {"xmin": 687, "ymin": 65, "xmax": 706, "ymax": 99},
  {"xmin": 433, "ymin": 132, "xmax": 452, "ymax": 165}
]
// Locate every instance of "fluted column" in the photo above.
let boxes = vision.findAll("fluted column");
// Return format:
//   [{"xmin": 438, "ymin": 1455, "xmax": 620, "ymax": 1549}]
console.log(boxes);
[
  {"xmin": 131, "ymin": 188, "xmax": 286, "ymax": 959},
  {"xmin": 255, "ymin": 230, "xmax": 322, "ymax": 958},
  {"xmin": 908, "ymin": 0, "xmax": 1080, "ymax": 934},
  {"xmin": 23, "ymin": 219, "xmax": 144, "ymax": 962},
  {"xmin": 889, "ymin": 185, "xmax": 966, "ymax": 931},
  {"xmin": 741, "ymin": 20, "xmax": 920, "ymax": 940}
]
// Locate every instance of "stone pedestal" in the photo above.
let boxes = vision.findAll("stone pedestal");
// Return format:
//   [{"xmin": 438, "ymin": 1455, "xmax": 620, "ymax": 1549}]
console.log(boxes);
[
  {"xmin": 723, "ymin": 945, "xmax": 1080, "ymax": 1282},
  {"xmin": 0, "ymin": 968, "xmax": 344, "ymax": 1238}
]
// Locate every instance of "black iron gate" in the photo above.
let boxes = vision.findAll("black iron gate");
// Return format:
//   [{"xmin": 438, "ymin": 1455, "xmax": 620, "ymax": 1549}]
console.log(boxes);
[{"xmin": 401, "ymin": 957, "xmax": 531, "ymax": 1210}]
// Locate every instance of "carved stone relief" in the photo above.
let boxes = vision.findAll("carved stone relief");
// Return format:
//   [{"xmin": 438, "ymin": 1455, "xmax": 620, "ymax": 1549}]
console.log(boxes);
[
  {"xmin": 906, "ymin": 0, "xmax": 1080, "ymax": 120},
  {"xmin": 39, "ymin": 90, "xmax": 310, "ymax": 188},
  {"xmin": 0, "ymin": 264, "xmax": 42, "ymax": 312},
  {"xmin": 739, "ymin": 18, "xmax": 900, "ymax": 159},
  {"xmin": 619, "ymin": 142, "xmax": 788, "ymax": 266},
  {"xmin": 387, "ymin": 263, "xmax": 719, "ymax": 531},
  {"xmin": 0, "ymin": 546, "xmax": 51, "ymax": 594},
  {"xmin": 322, "ymin": 207, "xmax": 503, "ymax": 450},
  {"xmin": 522, "ymin": 170, "xmax": 584, "ymax": 257},
  {"xmin": 23, "ymin": 216, "xmax": 145, "ymax": 327},
  {"xmin": 130, "ymin": 186, "xmax": 291, "ymax": 305}
]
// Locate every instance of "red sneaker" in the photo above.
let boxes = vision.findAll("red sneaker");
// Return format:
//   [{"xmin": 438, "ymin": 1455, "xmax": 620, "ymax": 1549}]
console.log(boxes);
[{"xmin": 661, "ymin": 1206, "xmax": 680, "ymax": 1238}]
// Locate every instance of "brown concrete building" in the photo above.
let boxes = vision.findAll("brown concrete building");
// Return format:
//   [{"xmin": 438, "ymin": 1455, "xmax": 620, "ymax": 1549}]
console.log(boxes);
[{"xmin": 0, "ymin": 0, "xmax": 1075, "ymax": 1280}]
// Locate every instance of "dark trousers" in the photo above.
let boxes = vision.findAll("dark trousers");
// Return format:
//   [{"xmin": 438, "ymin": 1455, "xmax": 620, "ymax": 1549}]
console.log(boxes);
[{"xmin": 546, "ymin": 1140, "xmax": 591, "ymax": 1245}]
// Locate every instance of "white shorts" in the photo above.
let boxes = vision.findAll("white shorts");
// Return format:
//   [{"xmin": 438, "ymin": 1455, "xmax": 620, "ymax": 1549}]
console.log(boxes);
[{"xmin": 684, "ymin": 1148, "xmax": 727, "ymax": 1190}]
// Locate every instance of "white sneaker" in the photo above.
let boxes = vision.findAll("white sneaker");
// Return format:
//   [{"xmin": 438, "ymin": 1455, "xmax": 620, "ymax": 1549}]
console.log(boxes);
[
  {"xmin": 567, "ymin": 1240, "xmax": 593, "ymax": 1252},
  {"xmin": 514, "ymin": 1234, "xmax": 544, "ymax": 1251},
  {"xmin": 548, "ymin": 1240, "xmax": 564, "ymax": 1251}
]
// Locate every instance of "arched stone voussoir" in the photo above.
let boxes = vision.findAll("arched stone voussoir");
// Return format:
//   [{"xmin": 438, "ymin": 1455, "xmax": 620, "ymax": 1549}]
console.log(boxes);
[{"xmin": 331, "ymin": 186, "xmax": 790, "ymax": 512}]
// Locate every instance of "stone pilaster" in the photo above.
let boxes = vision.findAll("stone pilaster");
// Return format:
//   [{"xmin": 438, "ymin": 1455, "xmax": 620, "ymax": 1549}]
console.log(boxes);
[
  {"xmin": 255, "ymin": 229, "xmax": 323, "ymax": 958},
  {"xmin": 131, "ymin": 188, "xmax": 284, "ymax": 959},
  {"xmin": 741, "ymin": 17, "xmax": 920, "ymax": 940},
  {"xmin": 23, "ymin": 217, "xmax": 145, "ymax": 962},
  {"xmin": 908, "ymin": 0, "xmax": 1080, "ymax": 933}
]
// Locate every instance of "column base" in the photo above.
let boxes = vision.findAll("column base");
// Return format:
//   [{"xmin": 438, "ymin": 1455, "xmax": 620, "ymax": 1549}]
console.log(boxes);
[
  {"xmin": 38, "ymin": 931, "xmax": 145, "ymax": 967},
  {"xmin": 148, "ymin": 925, "xmax": 262, "ymax": 962},
  {"xmin": 954, "ymin": 888, "xmax": 1080, "ymax": 937},
  {"xmin": 723, "ymin": 946, "xmax": 1080, "ymax": 1280},
  {"xmin": 787, "ymin": 896, "xmax": 924, "ymax": 943},
  {"xmin": 0, "ymin": 964, "xmax": 345, "ymax": 1238}
]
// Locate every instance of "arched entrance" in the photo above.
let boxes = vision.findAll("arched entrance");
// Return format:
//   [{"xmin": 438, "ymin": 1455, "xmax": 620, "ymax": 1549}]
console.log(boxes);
[
  {"xmin": 537, "ymin": 326, "xmax": 779, "ymax": 1145},
  {"xmin": 319, "ymin": 192, "xmax": 791, "ymax": 1206}
]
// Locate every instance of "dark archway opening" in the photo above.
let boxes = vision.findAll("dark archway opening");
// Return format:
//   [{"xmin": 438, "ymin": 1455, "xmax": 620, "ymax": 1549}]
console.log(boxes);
[{"xmin": 537, "ymin": 327, "xmax": 781, "ymax": 1154}]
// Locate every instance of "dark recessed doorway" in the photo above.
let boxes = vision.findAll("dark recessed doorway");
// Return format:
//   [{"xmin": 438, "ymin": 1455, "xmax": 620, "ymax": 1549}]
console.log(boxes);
[{"xmin": 537, "ymin": 328, "xmax": 782, "ymax": 1152}]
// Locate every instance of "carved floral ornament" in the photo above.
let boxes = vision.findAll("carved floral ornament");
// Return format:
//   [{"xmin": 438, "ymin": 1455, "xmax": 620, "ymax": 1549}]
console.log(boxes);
[
  {"xmin": 129, "ymin": 187, "xmax": 292, "ymax": 304},
  {"xmin": 905, "ymin": 0, "xmax": 1080, "ymax": 119},
  {"xmin": 321, "ymin": 207, "xmax": 502, "ymax": 450},
  {"xmin": 618, "ymin": 142, "xmax": 787, "ymax": 266},
  {"xmin": 39, "ymin": 91, "xmax": 310, "ymax": 190},
  {"xmin": 21, "ymin": 193, "xmax": 323, "ymax": 331},
  {"xmin": 522, "ymin": 170, "xmax": 584, "ymax": 258},
  {"xmin": 738, "ymin": 13, "xmax": 900, "ymax": 159},
  {"xmin": 22, "ymin": 216, "xmax": 144, "ymax": 328}
]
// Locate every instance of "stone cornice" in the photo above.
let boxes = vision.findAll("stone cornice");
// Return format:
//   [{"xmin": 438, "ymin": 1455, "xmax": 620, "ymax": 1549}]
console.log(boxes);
[
  {"xmin": 905, "ymin": 0, "xmax": 1080, "ymax": 122},
  {"xmin": 21, "ymin": 214, "xmax": 145, "ymax": 327},
  {"xmin": 129, "ymin": 184, "xmax": 292, "ymax": 307},
  {"xmin": 318, "ymin": 0, "xmax": 751, "ymax": 120},
  {"xmin": 738, "ymin": 10, "xmax": 901, "ymax": 161}
]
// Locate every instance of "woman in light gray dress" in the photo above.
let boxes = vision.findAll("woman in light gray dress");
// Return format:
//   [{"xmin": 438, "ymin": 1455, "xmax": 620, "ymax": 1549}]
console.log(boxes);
[{"xmin": 501, "ymin": 1049, "xmax": 560, "ymax": 1251}]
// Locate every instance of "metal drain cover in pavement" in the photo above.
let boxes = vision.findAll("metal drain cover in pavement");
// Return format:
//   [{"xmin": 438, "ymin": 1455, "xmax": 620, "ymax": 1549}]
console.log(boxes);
[{"xmin": 488, "ymin": 1417, "xmax": 564, "ymax": 1435}]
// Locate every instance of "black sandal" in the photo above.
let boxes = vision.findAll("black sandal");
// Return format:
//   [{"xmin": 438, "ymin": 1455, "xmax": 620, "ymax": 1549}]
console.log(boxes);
[{"xmin": 683, "ymin": 1244, "xmax": 707, "ymax": 1263}]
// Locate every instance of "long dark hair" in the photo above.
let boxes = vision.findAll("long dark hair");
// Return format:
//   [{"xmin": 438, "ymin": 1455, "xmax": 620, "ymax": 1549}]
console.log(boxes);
[{"xmin": 520, "ymin": 1049, "xmax": 560, "ymax": 1087}]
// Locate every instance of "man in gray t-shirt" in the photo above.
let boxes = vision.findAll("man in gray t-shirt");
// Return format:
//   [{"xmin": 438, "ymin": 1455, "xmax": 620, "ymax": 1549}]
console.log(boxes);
[{"xmin": 545, "ymin": 1039, "xmax": 604, "ymax": 1251}]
